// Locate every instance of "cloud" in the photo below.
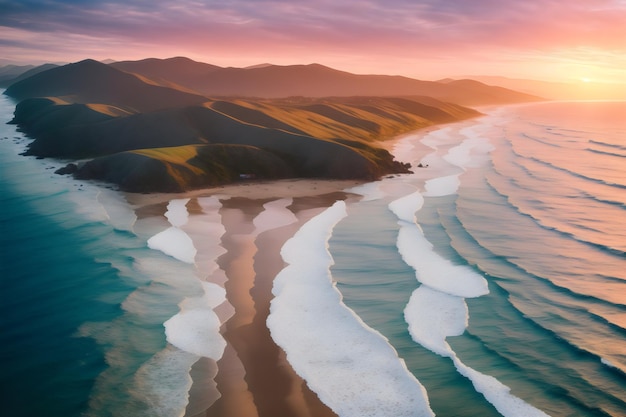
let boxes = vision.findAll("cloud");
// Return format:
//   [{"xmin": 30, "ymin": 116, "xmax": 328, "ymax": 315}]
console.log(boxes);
[
  {"xmin": 1, "ymin": 0, "xmax": 625, "ymax": 81},
  {"xmin": 2, "ymin": 0, "xmax": 624, "ymax": 48}
]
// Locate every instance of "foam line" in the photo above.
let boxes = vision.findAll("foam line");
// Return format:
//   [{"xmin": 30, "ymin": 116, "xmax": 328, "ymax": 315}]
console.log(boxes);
[
  {"xmin": 405, "ymin": 288, "xmax": 551, "ymax": 417},
  {"xmin": 420, "ymin": 126, "xmax": 456, "ymax": 149},
  {"xmin": 164, "ymin": 282, "xmax": 227, "ymax": 359},
  {"xmin": 131, "ymin": 345, "xmax": 199, "ymax": 417},
  {"xmin": 388, "ymin": 191, "xmax": 424, "ymax": 223},
  {"xmin": 404, "ymin": 286, "xmax": 468, "ymax": 356},
  {"xmin": 451, "ymin": 356, "xmax": 551, "ymax": 417},
  {"xmin": 181, "ymin": 196, "xmax": 227, "ymax": 279},
  {"xmin": 147, "ymin": 227, "xmax": 197, "ymax": 264},
  {"xmin": 147, "ymin": 198, "xmax": 197, "ymax": 264},
  {"xmin": 268, "ymin": 201, "xmax": 435, "ymax": 417},
  {"xmin": 444, "ymin": 129, "xmax": 495, "ymax": 170},
  {"xmin": 389, "ymin": 147, "xmax": 549, "ymax": 416},
  {"xmin": 402, "ymin": 251, "xmax": 551, "ymax": 417},
  {"xmin": 423, "ymin": 174, "xmax": 461, "ymax": 197},
  {"xmin": 96, "ymin": 189, "xmax": 137, "ymax": 231},
  {"xmin": 165, "ymin": 198, "xmax": 190, "ymax": 227},
  {"xmin": 346, "ymin": 181, "xmax": 386, "ymax": 201},
  {"xmin": 390, "ymin": 195, "xmax": 488, "ymax": 299}
]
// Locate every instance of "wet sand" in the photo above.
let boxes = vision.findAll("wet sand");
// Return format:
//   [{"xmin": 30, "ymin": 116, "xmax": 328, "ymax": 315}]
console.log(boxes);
[
  {"xmin": 128, "ymin": 181, "xmax": 361, "ymax": 417},
  {"xmin": 202, "ymin": 194, "xmax": 348, "ymax": 417}
]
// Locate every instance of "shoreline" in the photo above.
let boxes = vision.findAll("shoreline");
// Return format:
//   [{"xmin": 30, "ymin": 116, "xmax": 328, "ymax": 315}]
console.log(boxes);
[
  {"xmin": 124, "ymin": 178, "xmax": 365, "ymax": 209},
  {"xmin": 121, "ymin": 119, "xmax": 471, "ymax": 210},
  {"xmin": 122, "ymin": 125, "xmax": 442, "ymax": 416},
  {"xmin": 128, "ymin": 183, "xmax": 364, "ymax": 416},
  {"xmin": 199, "ymin": 193, "xmax": 348, "ymax": 417}
]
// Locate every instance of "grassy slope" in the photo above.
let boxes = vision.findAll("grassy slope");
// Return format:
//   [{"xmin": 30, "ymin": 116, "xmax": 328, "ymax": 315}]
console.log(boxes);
[{"xmin": 6, "ymin": 60, "xmax": 482, "ymax": 192}]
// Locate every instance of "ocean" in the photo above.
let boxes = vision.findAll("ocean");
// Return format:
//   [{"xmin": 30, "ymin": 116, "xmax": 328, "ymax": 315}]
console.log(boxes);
[{"xmin": 1, "ymin": 94, "xmax": 624, "ymax": 417}]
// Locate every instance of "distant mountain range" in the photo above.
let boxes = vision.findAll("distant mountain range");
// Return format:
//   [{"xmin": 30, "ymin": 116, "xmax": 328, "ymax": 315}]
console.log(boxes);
[
  {"xmin": 2, "ymin": 57, "xmax": 537, "ymax": 193},
  {"xmin": 2, "ymin": 57, "xmax": 541, "ymax": 105},
  {"xmin": 0, "ymin": 64, "xmax": 59, "ymax": 87},
  {"xmin": 109, "ymin": 57, "xmax": 540, "ymax": 105}
]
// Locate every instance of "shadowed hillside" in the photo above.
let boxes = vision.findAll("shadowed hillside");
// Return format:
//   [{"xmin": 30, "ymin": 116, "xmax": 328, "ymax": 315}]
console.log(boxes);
[
  {"xmin": 5, "ymin": 59, "xmax": 208, "ymax": 112},
  {"xmin": 4, "ymin": 58, "xmax": 490, "ymax": 192}
]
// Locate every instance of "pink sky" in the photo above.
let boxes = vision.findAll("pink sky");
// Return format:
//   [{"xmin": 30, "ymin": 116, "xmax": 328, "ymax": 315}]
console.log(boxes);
[{"xmin": 1, "ymin": 0, "xmax": 625, "ymax": 83}]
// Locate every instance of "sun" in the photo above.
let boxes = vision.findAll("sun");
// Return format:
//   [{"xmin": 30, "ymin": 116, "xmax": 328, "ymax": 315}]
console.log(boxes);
[{"xmin": 581, "ymin": 77, "xmax": 592, "ymax": 83}]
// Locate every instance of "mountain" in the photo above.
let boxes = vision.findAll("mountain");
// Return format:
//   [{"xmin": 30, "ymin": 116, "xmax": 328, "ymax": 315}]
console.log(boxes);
[
  {"xmin": 110, "ymin": 58, "xmax": 542, "ymax": 105},
  {"xmin": 5, "ymin": 59, "xmax": 209, "ymax": 112},
  {"xmin": 0, "ymin": 65, "xmax": 35, "ymax": 86},
  {"xmin": 4, "ymin": 58, "xmax": 485, "ymax": 192},
  {"xmin": 0, "ymin": 64, "xmax": 60, "ymax": 88},
  {"xmin": 111, "ymin": 57, "xmax": 222, "ymax": 93},
  {"xmin": 244, "ymin": 63, "xmax": 275, "ymax": 69}
]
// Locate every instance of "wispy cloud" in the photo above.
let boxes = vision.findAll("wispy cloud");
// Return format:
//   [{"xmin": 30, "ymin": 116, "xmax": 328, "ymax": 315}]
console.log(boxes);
[{"xmin": 1, "ymin": 0, "xmax": 625, "ymax": 81}]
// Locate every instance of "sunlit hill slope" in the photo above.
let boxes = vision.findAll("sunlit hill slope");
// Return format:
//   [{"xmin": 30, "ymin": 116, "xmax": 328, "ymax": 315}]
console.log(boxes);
[{"xmin": 4, "ymin": 58, "xmax": 534, "ymax": 192}]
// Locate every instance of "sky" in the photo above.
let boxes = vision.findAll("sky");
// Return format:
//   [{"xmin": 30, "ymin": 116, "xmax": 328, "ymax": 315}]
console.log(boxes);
[{"xmin": 1, "ymin": 0, "xmax": 625, "ymax": 83}]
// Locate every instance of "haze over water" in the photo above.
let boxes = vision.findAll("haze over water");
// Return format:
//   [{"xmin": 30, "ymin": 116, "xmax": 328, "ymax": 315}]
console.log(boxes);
[{"xmin": 1, "ymin": 96, "xmax": 625, "ymax": 416}]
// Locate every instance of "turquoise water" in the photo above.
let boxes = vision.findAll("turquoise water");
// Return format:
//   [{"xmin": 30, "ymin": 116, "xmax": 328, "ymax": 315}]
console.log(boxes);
[{"xmin": 1, "ymin": 96, "xmax": 625, "ymax": 416}]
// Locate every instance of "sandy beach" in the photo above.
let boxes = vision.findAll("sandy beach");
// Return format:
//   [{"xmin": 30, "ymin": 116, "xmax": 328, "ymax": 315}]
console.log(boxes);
[
  {"xmin": 127, "ymin": 180, "xmax": 365, "ymax": 417},
  {"xmin": 125, "ymin": 178, "xmax": 365, "ymax": 208}
]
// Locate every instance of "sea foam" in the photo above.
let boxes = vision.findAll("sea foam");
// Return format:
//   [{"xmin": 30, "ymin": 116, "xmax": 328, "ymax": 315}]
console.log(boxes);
[
  {"xmin": 346, "ymin": 181, "xmax": 386, "ymax": 201},
  {"xmin": 404, "ymin": 286, "xmax": 468, "ymax": 356},
  {"xmin": 165, "ymin": 198, "xmax": 190, "ymax": 227},
  {"xmin": 423, "ymin": 174, "xmax": 461, "ymax": 196},
  {"xmin": 451, "ymin": 357, "xmax": 551, "ymax": 417},
  {"xmin": 142, "ymin": 196, "xmax": 228, "ymax": 415},
  {"xmin": 388, "ymin": 191, "xmax": 424, "ymax": 223},
  {"xmin": 390, "ymin": 193, "xmax": 488, "ymax": 299},
  {"xmin": 147, "ymin": 198, "xmax": 197, "ymax": 264},
  {"xmin": 158, "ymin": 197, "xmax": 228, "ymax": 359},
  {"xmin": 444, "ymin": 125, "xmax": 495, "ymax": 169},
  {"xmin": 268, "ymin": 201, "xmax": 434, "ymax": 417},
  {"xmin": 181, "ymin": 196, "xmax": 227, "ymax": 280},
  {"xmin": 131, "ymin": 345, "xmax": 199, "ymax": 417},
  {"xmin": 147, "ymin": 227, "xmax": 197, "ymax": 263},
  {"xmin": 164, "ymin": 282, "xmax": 227, "ymax": 359},
  {"xmin": 394, "ymin": 127, "xmax": 550, "ymax": 417}
]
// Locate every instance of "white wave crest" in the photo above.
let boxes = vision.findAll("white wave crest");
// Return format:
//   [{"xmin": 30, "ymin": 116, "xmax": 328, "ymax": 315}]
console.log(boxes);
[
  {"xmin": 390, "ymin": 174, "xmax": 550, "ymax": 417},
  {"xmin": 424, "ymin": 174, "xmax": 461, "ymax": 196},
  {"xmin": 390, "ymin": 193, "xmax": 488, "ymax": 299},
  {"xmin": 164, "ymin": 282, "xmax": 227, "ymax": 359},
  {"xmin": 268, "ymin": 201, "xmax": 435, "ymax": 417}
]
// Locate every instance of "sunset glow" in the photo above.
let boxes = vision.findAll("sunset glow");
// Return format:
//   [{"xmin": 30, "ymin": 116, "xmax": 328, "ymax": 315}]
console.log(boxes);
[{"xmin": 1, "ymin": 0, "xmax": 625, "ymax": 85}]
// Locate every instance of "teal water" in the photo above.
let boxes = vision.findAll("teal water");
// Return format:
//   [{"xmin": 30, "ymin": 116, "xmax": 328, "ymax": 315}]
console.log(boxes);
[
  {"xmin": 0, "ymin": 95, "xmax": 193, "ymax": 417},
  {"xmin": 331, "ymin": 101, "xmax": 626, "ymax": 416},
  {"xmin": 1, "ymin": 96, "xmax": 625, "ymax": 416},
  {"xmin": 0, "ymin": 99, "xmax": 137, "ymax": 414}
]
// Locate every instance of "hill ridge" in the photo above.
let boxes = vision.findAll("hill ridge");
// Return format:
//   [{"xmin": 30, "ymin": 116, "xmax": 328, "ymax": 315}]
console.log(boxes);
[{"xmin": 3, "ymin": 57, "xmax": 501, "ymax": 193}]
